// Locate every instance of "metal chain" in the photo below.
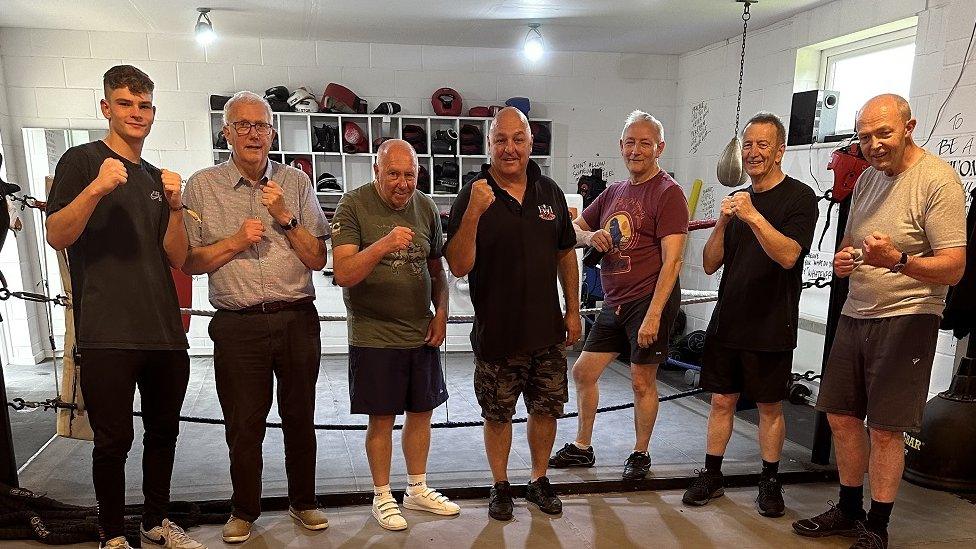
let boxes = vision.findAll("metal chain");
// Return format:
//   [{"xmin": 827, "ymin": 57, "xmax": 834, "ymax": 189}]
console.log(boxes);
[
  {"xmin": 792, "ymin": 370, "xmax": 823, "ymax": 382},
  {"xmin": 734, "ymin": 2, "xmax": 752, "ymax": 134},
  {"xmin": 801, "ymin": 277, "xmax": 832, "ymax": 290}
]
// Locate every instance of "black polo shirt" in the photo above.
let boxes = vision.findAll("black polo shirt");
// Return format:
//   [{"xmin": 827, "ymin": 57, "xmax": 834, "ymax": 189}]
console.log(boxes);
[{"xmin": 445, "ymin": 160, "xmax": 576, "ymax": 361}]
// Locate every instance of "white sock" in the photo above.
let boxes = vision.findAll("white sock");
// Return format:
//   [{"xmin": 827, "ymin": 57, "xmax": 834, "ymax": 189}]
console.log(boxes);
[
  {"xmin": 373, "ymin": 484, "xmax": 391, "ymax": 498},
  {"xmin": 573, "ymin": 441, "xmax": 592, "ymax": 451},
  {"xmin": 406, "ymin": 473, "xmax": 427, "ymax": 496}
]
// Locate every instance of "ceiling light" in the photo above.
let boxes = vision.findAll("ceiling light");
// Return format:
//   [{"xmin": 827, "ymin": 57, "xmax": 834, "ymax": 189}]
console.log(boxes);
[
  {"xmin": 195, "ymin": 8, "xmax": 216, "ymax": 46},
  {"xmin": 523, "ymin": 23, "xmax": 545, "ymax": 62}
]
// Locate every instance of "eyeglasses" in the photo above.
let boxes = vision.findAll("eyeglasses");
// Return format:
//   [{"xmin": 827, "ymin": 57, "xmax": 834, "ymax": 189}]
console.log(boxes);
[{"xmin": 228, "ymin": 121, "xmax": 273, "ymax": 136}]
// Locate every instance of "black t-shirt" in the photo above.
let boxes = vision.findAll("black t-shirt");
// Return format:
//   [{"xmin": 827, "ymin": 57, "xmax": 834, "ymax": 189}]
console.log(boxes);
[
  {"xmin": 47, "ymin": 141, "xmax": 188, "ymax": 350},
  {"xmin": 445, "ymin": 161, "xmax": 576, "ymax": 361},
  {"xmin": 706, "ymin": 176, "xmax": 818, "ymax": 352}
]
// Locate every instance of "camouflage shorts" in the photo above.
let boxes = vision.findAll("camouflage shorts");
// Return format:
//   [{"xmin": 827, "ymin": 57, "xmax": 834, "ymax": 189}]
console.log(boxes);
[{"xmin": 474, "ymin": 344, "xmax": 568, "ymax": 422}]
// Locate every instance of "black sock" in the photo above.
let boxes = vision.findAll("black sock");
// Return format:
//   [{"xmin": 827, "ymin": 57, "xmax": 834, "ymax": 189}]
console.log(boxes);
[
  {"xmin": 705, "ymin": 453, "xmax": 723, "ymax": 473},
  {"xmin": 867, "ymin": 500, "xmax": 893, "ymax": 531},
  {"xmin": 838, "ymin": 484, "xmax": 865, "ymax": 520},
  {"xmin": 761, "ymin": 459, "xmax": 779, "ymax": 478}
]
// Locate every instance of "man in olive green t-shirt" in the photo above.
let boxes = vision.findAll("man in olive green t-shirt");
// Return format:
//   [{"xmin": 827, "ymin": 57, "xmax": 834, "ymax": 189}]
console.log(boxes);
[{"xmin": 331, "ymin": 139, "xmax": 459, "ymax": 531}]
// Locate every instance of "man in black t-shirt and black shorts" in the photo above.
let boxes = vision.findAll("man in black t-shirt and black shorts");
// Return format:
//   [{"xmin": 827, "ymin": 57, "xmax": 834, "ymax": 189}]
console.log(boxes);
[
  {"xmin": 46, "ymin": 66, "xmax": 204, "ymax": 549},
  {"xmin": 681, "ymin": 112, "xmax": 818, "ymax": 518}
]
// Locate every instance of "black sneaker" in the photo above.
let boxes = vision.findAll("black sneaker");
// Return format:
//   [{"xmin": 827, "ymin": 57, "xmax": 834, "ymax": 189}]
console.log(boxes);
[
  {"xmin": 525, "ymin": 476, "xmax": 562, "ymax": 515},
  {"xmin": 682, "ymin": 469, "xmax": 724, "ymax": 506},
  {"xmin": 549, "ymin": 442, "xmax": 596, "ymax": 468},
  {"xmin": 622, "ymin": 451, "xmax": 651, "ymax": 480},
  {"xmin": 488, "ymin": 481, "xmax": 514, "ymax": 521},
  {"xmin": 850, "ymin": 521, "xmax": 888, "ymax": 549},
  {"xmin": 792, "ymin": 502, "xmax": 863, "ymax": 538},
  {"xmin": 756, "ymin": 475, "xmax": 785, "ymax": 517}
]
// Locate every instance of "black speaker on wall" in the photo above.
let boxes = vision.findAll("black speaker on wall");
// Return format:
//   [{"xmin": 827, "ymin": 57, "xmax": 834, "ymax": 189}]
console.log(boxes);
[{"xmin": 788, "ymin": 89, "xmax": 840, "ymax": 146}]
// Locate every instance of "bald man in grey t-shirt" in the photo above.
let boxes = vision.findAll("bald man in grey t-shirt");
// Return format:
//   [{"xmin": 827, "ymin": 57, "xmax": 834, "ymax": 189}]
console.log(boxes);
[{"xmin": 794, "ymin": 94, "xmax": 966, "ymax": 549}]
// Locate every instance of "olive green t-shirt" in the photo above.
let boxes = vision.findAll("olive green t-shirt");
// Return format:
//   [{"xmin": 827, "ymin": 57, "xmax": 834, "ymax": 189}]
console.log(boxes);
[{"xmin": 331, "ymin": 182, "xmax": 443, "ymax": 348}]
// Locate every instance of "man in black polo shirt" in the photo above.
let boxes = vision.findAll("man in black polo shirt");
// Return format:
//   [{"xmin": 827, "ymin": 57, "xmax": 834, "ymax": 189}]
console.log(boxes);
[{"xmin": 445, "ymin": 107, "xmax": 580, "ymax": 521}]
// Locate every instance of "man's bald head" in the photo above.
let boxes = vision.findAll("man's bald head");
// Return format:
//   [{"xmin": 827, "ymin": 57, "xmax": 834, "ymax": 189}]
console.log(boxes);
[
  {"xmin": 857, "ymin": 94, "xmax": 913, "ymax": 127},
  {"xmin": 376, "ymin": 138, "xmax": 418, "ymax": 170},
  {"xmin": 855, "ymin": 93, "xmax": 920, "ymax": 177},
  {"xmin": 490, "ymin": 106, "xmax": 531, "ymax": 137}
]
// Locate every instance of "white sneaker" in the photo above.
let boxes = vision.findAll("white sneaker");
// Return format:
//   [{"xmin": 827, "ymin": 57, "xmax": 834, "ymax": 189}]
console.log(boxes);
[
  {"xmin": 403, "ymin": 487, "xmax": 461, "ymax": 516},
  {"xmin": 141, "ymin": 519, "xmax": 207, "ymax": 548},
  {"xmin": 372, "ymin": 493, "xmax": 408, "ymax": 531},
  {"xmin": 100, "ymin": 537, "xmax": 132, "ymax": 549}
]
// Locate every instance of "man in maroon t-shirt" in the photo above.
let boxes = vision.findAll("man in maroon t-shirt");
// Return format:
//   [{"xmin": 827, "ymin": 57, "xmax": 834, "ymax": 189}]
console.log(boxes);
[{"xmin": 550, "ymin": 110, "xmax": 688, "ymax": 480}]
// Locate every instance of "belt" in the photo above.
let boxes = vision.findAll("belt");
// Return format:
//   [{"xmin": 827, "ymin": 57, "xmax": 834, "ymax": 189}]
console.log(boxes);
[{"xmin": 229, "ymin": 296, "xmax": 315, "ymax": 314}]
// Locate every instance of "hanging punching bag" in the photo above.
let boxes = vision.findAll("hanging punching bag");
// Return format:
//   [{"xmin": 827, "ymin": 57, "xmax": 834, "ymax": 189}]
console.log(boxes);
[
  {"xmin": 717, "ymin": 138, "xmax": 747, "ymax": 187},
  {"xmin": 904, "ymin": 341, "xmax": 976, "ymax": 492}
]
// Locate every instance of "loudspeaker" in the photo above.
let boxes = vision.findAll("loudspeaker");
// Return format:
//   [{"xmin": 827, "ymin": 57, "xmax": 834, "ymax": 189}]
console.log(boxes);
[{"xmin": 788, "ymin": 90, "xmax": 840, "ymax": 146}]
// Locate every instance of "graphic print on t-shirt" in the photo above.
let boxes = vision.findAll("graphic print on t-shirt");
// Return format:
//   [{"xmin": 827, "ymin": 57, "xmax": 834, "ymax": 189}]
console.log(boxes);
[
  {"xmin": 383, "ymin": 223, "xmax": 426, "ymax": 278},
  {"xmin": 601, "ymin": 197, "xmax": 646, "ymax": 275}
]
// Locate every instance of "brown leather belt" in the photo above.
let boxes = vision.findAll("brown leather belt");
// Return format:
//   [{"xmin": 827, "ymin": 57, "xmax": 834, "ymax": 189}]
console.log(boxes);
[{"xmin": 230, "ymin": 296, "xmax": 315, "ymax": 314}]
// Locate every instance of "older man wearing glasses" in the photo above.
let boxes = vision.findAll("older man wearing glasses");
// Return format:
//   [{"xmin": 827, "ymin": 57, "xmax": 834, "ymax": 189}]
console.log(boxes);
[{"xmin": 183, "ymin": 90, "xmax": 331, "ymax": 543}]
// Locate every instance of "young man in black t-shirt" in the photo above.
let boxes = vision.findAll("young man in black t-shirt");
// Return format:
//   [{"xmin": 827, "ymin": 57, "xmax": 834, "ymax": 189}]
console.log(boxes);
[
  {"xmin": 46, "ymin": 66, "xmax": 204, "ymax": 549},
  {"xmin": 682, "ymin": 113, "xmax": 818, "ymax": 517}
]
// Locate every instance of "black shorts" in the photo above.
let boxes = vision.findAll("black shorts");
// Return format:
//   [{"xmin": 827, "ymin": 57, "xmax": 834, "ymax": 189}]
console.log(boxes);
[
  {"xmin": 816, "ymin": 314, "xmax": 939, "ymax": 432},
  {"xmin": 348, "ymin": 345, "xmax": 449, "ymax": 415},
  {"xmin": 699, "ymin": 339, "xmax": 794, "ymax": 403},
  {"xmin": 582, "ymin": 286, "xmax": 679, "ymax": 365}
]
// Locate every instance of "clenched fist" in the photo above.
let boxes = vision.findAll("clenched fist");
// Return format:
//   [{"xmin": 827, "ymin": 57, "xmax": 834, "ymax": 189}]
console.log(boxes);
[
  {"xmin": 468, "ymin": 179, "xmax": 495, "ymax": 216},
  {"xmin": 729, "ymin": 191, "xmax": 759, "ymax": 224},
  {"xmin": 862, "ymin": 232, "xmax": 899, "ymax": 269},
  {"xmin": 160, "ymin": 169, "xmax": 183, "ymax": 209},
  {"xmin": 382, "ymin": 226, "xmax": 415, "ymax": 253},
  {"xmin": 235, "ymin": 218, "xmax": 265, "ymax": 250},
  {"xmin": 260, "ymin": 180, "xmax": 292, "ymax": 225},
  {"xmin": 91, "ymin": 158, "xmax": 127, "ymax": 197},
  {"xmin": 833, "ymin": 246, "xmax": 858, "ymax": 278}
]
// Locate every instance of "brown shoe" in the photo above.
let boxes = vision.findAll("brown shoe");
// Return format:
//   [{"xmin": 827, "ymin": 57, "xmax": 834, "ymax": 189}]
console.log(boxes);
[
  {"xmin": 221, "ymin": 516, "xmax": 251, "ymax": 544},
  {"xmin": 289, "ymin": 507, "xmax": 329, "ymax": 531}
]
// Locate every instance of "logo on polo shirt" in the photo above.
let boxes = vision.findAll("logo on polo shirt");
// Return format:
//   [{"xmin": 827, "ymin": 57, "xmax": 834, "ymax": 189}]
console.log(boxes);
[
  {"xmin": 331, "ymin": 222, "xmax": 341, "ymax": 236},
  {"xmin": 538, "ymin": 204, "xmax": 556, "ymax": 221},
  {"xmin": 150, "ymin": 190, "xmax": 162, "ymax": 202}
]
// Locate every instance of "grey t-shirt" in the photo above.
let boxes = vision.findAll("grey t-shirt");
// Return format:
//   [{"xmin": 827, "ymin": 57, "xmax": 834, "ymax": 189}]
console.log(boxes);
[
  {"xmin": 843, "ymin": 152, "xmax": 967, "ymax": 319},
  {"xmin": 331, "ymin": 182, "xmax": 443, "ymax": 348}
]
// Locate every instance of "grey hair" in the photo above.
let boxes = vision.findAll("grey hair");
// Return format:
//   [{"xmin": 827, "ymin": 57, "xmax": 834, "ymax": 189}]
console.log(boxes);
[
  {"xmin": 743, "ymin": 111, "xmax": 787, "ymax": 146},
  {"xmin": 223, "ymin": 91, "xmax": 273, "ymax": 125},
  {"xmin": 620, "ymin": 110, "xmax": 664, "ymax": 141}
]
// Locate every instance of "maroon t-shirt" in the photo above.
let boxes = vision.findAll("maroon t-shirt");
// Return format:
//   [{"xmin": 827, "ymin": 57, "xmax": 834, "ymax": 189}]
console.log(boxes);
[{"xmin": 581, "ymin": 171, "xmax": 689, "ymax": 306}]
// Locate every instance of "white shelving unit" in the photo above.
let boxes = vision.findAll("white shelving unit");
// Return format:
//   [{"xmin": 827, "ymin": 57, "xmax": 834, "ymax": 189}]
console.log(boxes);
[{"xmin": 209, "ymin": 111, "xmax": 553, "ymax": 205}]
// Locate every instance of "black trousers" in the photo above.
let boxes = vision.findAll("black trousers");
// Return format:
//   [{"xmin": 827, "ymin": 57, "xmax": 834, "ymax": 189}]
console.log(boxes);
[
  {"xmin": 79, "ymin": 348, "xmax": 190, "ymax": 542},
  {"xmin": 209, "ymin": 305, "xmax": 321, "ymax": 521}
]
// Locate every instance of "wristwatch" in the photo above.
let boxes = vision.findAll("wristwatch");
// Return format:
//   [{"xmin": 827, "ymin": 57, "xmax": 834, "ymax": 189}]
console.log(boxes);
[
  {"xmin": 890, "ymin": 252, "xmax": 908, "ymax": 273},
  {"xmin": 280, "ymin": 217, "xmax": 299, "ymax": 231}
]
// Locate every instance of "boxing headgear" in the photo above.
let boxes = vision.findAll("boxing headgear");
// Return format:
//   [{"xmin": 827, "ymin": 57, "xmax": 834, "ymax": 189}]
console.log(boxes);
[
  {"xmin": 827, "ymin": 141, "xmax": 870, "ymax": 203},
  {"xmin": 431, "ymin": 88, "xmax": 462, "ymax": 116}
]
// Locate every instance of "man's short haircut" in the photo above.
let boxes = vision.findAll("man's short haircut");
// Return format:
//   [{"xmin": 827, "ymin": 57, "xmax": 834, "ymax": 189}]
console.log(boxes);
[
  {"xmin": 743, "ymin": 111, "xmax": 787, "ymax": 147},
  {"xmin": 620, "ymin": 110, "xmax": 664, "ymax": 141},
  {"xmin": 103, "ymin": 65, "xmax": 154, "ymax": 99},
  {"xmin": 222, "ymin": 91, "xmax": 274, "ymax": 125}
]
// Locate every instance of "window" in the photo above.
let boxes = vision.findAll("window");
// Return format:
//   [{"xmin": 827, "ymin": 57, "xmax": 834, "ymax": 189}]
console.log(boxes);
[{"xmin": 820, "ymin": 27, "xmax": 917, "ymax": 133}]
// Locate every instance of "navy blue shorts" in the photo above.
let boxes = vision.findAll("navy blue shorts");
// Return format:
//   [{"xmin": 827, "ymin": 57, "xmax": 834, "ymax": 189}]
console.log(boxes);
[{"xmin": 348, "ymin": 345, "xmax": 449, "ymax": 415}]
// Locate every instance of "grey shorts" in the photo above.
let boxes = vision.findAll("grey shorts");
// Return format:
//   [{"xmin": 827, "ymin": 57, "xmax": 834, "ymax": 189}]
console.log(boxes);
[{"xmin": 815, "ymin": 314, "xmax": 940, "ymax": 432}]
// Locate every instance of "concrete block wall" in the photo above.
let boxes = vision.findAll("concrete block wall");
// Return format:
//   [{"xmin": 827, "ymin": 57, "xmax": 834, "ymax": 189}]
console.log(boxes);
[
  {"xmin": 670, "ymin": 0, "xmax": 975, "ymax": 398},
  {"xmin": 0, "ymin": 28, "xmax": 678, "ymax": 356}
]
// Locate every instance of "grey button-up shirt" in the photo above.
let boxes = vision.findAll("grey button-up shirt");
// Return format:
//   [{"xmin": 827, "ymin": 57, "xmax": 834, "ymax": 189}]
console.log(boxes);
[{"xmin": 184, "ymin": 158, "xmax": 330, "ymax": 310}]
